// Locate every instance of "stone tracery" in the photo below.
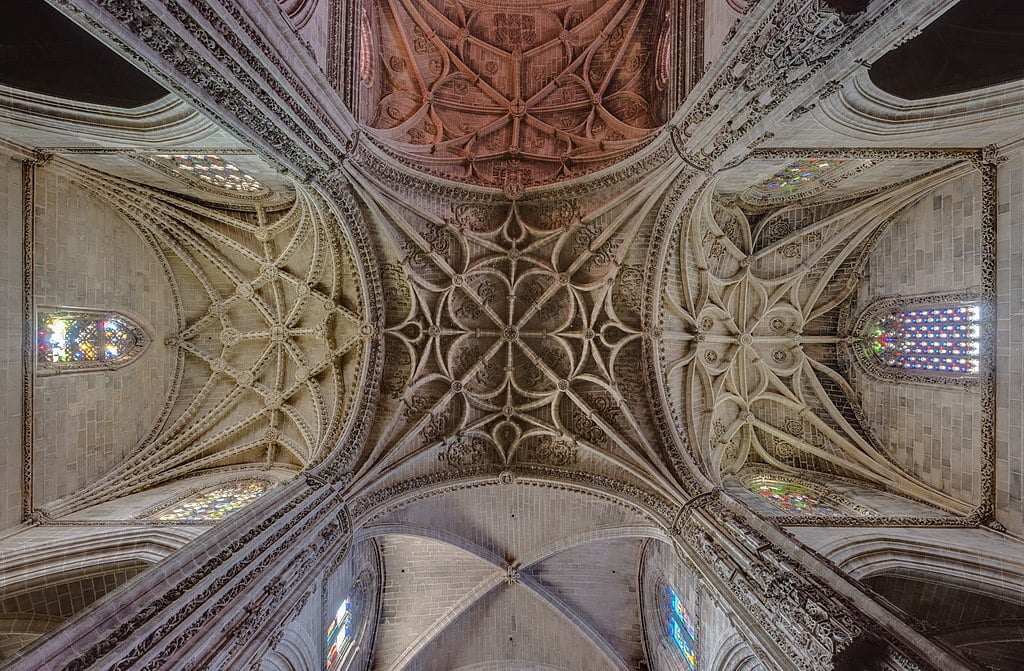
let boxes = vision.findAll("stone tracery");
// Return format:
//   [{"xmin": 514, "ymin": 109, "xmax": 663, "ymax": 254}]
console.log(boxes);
[{"xmin": 347, "ymin": 163, "xmax": 684, "ymax": 496}]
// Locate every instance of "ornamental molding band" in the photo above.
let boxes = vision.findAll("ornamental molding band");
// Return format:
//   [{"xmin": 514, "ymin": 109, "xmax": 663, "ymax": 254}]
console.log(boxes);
[{"xmin": 352, "ymin": 0, "xmax": 673, "ymax": 189}]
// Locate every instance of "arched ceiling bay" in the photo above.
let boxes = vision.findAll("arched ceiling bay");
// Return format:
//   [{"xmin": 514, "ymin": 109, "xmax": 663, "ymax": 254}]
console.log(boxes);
[
  {"xmin": 0, "ymin": 1, "xmax": 167, "ymax": 108},
  {"xmin": 356, "ymin": 0, "xmax": 672, "ymax": 191},
  {"xmin": 41, "ymin": 165, "xmax": 372, "ymax": 517},
  {"xmin": 356, "ymin": 483, "xmax": 658, "ymax": 670}
]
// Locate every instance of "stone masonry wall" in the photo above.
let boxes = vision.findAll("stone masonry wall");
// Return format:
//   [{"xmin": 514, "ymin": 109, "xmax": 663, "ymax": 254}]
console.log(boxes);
[
  {"xmin": 32, "ymin": 168, "xmax": 178, "ymax": 509},
  {"xmin": 852, "ymin": 171, "xmax": 985, "ymax": 509}
]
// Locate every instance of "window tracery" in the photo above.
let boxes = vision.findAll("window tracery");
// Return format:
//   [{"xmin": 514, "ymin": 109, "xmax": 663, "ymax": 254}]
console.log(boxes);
[
  {"xmin": 665, "ymin": 585, "xmax": 697, "ymax": 670},
  {"xmin": 36, "ymin": 309, "xmax": 147, "ymax": 372},
  {"xmin": 869, "ymin": 305, "xmax": 980, "ymax": 375},
  {"xmin": 154, "ymin": 481, "xmax": 268, "ymax": 521},
  {"xmin": 154, "ymin": 154, "xmax": 263, "ymax": 193},
  {"xmin": 753, "ymin": 157, "xmax": 846, "ymax": 194},
  {"xmin": 849, "ymin": 296, "xmax": 983, "ymax": 386}
]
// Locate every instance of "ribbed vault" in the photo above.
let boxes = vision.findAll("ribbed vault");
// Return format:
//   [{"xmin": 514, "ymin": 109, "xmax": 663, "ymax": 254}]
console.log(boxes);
[
  {"xmin": 356, "ymin": 0, "xmax": 671, "ymax": 190},
  {"xmin": 42, "ymin": 164, "xmax": 371, "ymax": 516},
  {"xmin": 355, "ymin": 482, "xmax": 662, "ymax": 670},
  {"xmin": 654, "ymin": 163, "xmax": 983, "ymax": 514},
  {"xmin": 1, "ymin": 0, "xmax": 1018, "ymax": 669}
]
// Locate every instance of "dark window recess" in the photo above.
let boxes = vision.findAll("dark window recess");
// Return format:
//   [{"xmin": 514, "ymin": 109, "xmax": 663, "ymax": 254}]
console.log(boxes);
[
  {"xmin": 822, "ymin": 0, "xmax": 870, "ymax": 13},
  {"xmin": 0, "ymin": 1, "xmax": 167, "ymax": 108},
  {"xmin": 870, "ymin": 0, "xmax": 1024, "ymax": 100}
]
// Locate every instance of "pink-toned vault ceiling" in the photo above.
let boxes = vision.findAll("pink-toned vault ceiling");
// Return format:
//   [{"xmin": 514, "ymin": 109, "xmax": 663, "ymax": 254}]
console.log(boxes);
[{"xmin": 356, "ymin": 0, "xmax": 672, "ymax": 192}]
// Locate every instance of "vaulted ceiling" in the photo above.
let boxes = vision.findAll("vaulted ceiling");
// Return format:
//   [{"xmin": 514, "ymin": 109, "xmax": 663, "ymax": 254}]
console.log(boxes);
[
  {"xmin": 2, "ymin": 0, "xmax": 1022, "ymax": 669},
  {"xmin": 356, "ymin": 0, "xmax": 671, "ymax": 190}
]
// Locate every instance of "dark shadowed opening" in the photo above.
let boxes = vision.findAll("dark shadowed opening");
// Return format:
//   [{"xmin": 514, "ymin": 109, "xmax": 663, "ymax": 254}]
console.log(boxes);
[
  {"xmin": 870, "ymin": 0, "xmax": 1024, "ymax": 100},
  {"xmin": 0, "ymin": 0, "xmax": 168, "ymax": 108},
  {"xmin": 823, "ymin": 0, "xmax": 871, "ymax": 13}
]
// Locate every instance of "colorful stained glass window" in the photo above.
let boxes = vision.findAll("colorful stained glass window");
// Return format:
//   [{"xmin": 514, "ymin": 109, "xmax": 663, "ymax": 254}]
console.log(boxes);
[
  {"xmin": 752, "ymin": 480, "xmax": 841, "ymax": 516},
  {"xmin": 666, "ymin": 586, "xmax": 696, "ymax": 670},
  {"xmin": 870, "ymin": 305, "xmax": 980, "ymax": 375},
  {"xmin": 325, "ymin": 597, "xmax": 355, "ymax": 671},
  {"xmin": 756, "ymin": 158, "xmax": 845, "ymax": 193},
  {"xmin": 156, "ymin": 481, "xmax": 268, "ymax": 521},
  {"xmin": 155, "ymin": 154, "xmax": 263, "ymax": 193},
  {"xmin": 37, "ymin": 312, "xmax": 143, "ymax": 365}
]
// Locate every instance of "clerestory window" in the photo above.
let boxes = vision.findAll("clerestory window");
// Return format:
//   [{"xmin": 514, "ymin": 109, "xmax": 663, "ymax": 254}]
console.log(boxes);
[
  {"xmin": 751, "ymin": 157, "xmax": 846, "ymax": 196},
  {"xmin": 665, "ymin": 585, "xmax": 697, "ymax": 670},
  {"xmin": 154, "ymin": 154, "xmax": 264, "ymax": 193},
  {"xmin": 750, "ymin": 478, "xmax": 843, "ymax": 516},
  {"xmin": 326, "ymin": 594, "xmax": 357, "ymax": 670},
  {"xmin": 37, "ymin": 309, "xmax": 147, "ymax": 372},
  {"xmin": 869, "ymin": 304, "xmax": 980, "ymax": 375},
  {"xmin": 154, "ymin": 481, "xmax": 268, "ymax": 521}
]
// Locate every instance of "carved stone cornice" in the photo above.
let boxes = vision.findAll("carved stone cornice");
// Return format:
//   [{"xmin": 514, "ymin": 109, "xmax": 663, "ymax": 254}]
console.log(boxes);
[
  {"xmin": 671, "ymin": 0, "xmax": 908, "ymax": 166},
  {"xmin": 681, "ymin": 503, "xmax": 956, "ymax": 671}
]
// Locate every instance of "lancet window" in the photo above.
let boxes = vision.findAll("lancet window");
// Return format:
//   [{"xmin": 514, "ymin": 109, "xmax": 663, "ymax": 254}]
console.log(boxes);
[
  {"xmin": 325, "ymin": 595, "xmax": 356, "ymax": 670},
  {"xmin": 155, "ymin": 154, "xmax": 263, "ymax": 193},
  {"xmin": 37, "ymin": 309, "xmax": 147, "ymax": 371},
  {"xmin": 154, "ymin": 481, "xmax": 268, "ymax": 521},
  {"xmin": 869, "ymin": 304, "xmax": 980, "ymax": 375},
  {"xmin": 665, "ymin": 585, "xmax": 697, "ymax": 670}
]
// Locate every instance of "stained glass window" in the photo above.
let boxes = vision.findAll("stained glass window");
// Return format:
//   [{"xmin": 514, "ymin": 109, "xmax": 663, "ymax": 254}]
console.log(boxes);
[
  {"xmin": 666, "ymin": 585, "xmax": 696, "ymax": 670},
  {"xmin": 155, "ymin": 481, "xmax": 268, "ymax": 521},
  {"xmin": 870, "ymin": 305, "xmax": 980, "ymax": 375},
  {"xmin": 752, "ymin": 480, "xmax": 841, "ymax": 516},
  {"xmin": 155, "ymin": 154, "xmax": 263, "ymax": 193},
  {"xmin": 325, "ymin": 596, "xmax": 355, "ymax": 671},
  {"xmin": 755, "ymin": 158, "xmax": 845, "ymax": 193},
  {"xmin": 37, "ymin": 311, "xmax": 144, "ymax": 367}
]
